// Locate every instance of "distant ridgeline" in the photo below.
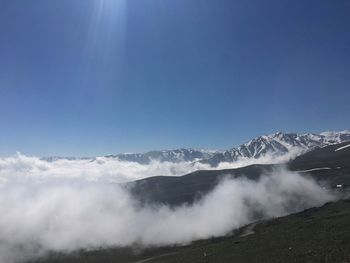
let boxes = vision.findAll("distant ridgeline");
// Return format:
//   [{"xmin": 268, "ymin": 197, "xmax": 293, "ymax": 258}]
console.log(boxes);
[{"xmin": 42, "ymin": 130, "xmax": 350, "ymax": 166}]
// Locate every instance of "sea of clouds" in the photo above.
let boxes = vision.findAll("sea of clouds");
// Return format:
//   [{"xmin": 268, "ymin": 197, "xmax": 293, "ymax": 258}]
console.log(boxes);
[
  {"xmin": 0, "ymin": 150, "xmax": 301, "ymax": 185},
  {"xmin": 0, "ymin": 153, "xmax": 337, "ymax": 263}
]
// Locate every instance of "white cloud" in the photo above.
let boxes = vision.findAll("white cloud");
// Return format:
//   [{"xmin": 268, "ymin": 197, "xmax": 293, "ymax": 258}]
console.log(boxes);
[
  {"xmin": 0, "ymin": 158, "xmax": 336, "ymax": 263},
  {"xmin": 215, "ymin": 148, "xmax": 302, "ymax": 169},
  {"xmin": 0, "ymin": 150, "xmax": 302, "ymax": 186},
  {"xmin": 0, "ymin": 153, "xmax": 212, "ymax": 185}
]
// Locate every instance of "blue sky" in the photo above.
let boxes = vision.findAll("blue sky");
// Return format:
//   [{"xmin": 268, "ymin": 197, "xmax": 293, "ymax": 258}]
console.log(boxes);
[{"xmin": 0, "ymin": 0, "xmax": 349, "ymax": 156}]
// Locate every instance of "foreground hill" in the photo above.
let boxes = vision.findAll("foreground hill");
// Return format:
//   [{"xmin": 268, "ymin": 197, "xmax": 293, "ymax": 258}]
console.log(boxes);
[
  {"xmin": 128, "ymin": 164, "xmax": 275, "ymax": 206},
  {"xmin": 289, "ymin": 140, "xmax": 350, "ymax": 171},
  {"xmin": 34, "ymin": 199, "xmax": 350, "ymax": 263}
]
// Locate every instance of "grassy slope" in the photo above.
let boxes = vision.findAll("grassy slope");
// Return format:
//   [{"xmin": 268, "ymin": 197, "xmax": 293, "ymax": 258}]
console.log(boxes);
[{"xmin": 36, "ymin": 199, "xmax": 350, "ymax": 263}]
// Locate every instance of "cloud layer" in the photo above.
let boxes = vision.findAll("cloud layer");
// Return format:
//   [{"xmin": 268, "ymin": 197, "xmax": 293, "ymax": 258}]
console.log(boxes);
[
  {"xmin": 0, "ymin": 151, "xmax": 301, "ymax": 186},
  {"xmin": 0, "ymin": 153, "xmax": 213, "ymax": 185},
  {"xmin": 0, "ymin": 155, "xmax": 336, "ymax": 263}
]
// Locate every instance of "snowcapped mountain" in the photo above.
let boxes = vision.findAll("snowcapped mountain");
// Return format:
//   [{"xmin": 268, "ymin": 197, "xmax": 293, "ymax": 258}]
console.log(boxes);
[
  {"xmin": 105, "ymin": 148, "xmax": 218, "ymax": 164},
  {"xmin": 201, "ymin": 130, "xmax": 350, "ymax": 166},
  {"xmin": 41, "ymin": 149, "xmax": 217, "ymax": 163},
  {"xmin": 42, "ymin": 130, "xmax": 350, "ymax": 166}
]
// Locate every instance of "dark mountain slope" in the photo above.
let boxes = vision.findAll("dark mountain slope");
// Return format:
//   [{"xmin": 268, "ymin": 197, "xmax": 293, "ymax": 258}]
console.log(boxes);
[
  {"xmin": 129, "ymin": 142, "xmax": 350, "ymax": 206},
  {"xmin": 288, "ymin": 141, "xmax": 350, "ymax": 187},
  {"xmin": 289, "ymin": 141, "xmax": 350, "ymax": 170},
  {"xmin": 128, "ymin": 164, "xmax": 275, "ymax": 206},
  {"xmin": 34, "ymin": 199, "xmax": 350, "ymax": 263}
]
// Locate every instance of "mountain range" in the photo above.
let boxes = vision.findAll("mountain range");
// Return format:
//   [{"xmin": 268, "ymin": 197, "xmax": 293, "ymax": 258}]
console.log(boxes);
[
  {"xmin": 202, "ymin": 130, "xmax": 350, "ymax": 166},
  {"xmin": 42, "ymin": 130, "xmax": 350, "ymax": 167},
  {"xmin": 105, "ymin": 130, "xmax": 350, "ymax": 166}
]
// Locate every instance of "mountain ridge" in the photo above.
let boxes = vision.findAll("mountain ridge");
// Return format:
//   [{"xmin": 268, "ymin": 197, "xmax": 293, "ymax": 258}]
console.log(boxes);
[
  {"xmin": 41, "ymin": 130, "xmax": 350, "ymax": 166},
  {"xmin": 202, "ymin": 130, "xmax": 350, "ymax": 166}
]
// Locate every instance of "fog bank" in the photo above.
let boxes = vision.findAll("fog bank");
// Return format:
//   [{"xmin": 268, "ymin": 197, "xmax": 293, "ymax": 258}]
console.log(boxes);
[
  {"xmin": 0, "ymin": 164, "xmax": 336, "ymax": 263},
  {"xmin": 0, "ymin": 151, "xmax": 301, "ymax": 186}
]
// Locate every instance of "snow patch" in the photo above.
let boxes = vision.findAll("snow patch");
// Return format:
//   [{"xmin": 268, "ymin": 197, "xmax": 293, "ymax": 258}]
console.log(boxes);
[
  {"xmin": 296, "ymin": 167, "xmax": 332, "ymax": 173},
  {"xmin": 335, "ymin": 143, "xmax": 350, "ymax": 152}
]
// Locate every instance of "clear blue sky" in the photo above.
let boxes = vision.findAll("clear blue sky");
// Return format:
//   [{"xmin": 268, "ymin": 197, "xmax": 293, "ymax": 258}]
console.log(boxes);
[{"xmin": 0, "ymin": 0, "xmax": 349, "ymax": 156}]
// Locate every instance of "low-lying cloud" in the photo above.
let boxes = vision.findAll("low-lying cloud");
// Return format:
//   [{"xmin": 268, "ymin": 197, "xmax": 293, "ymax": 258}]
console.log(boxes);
[
  {"xmin": 0, "ymin": 151, "xmax": 302, "ymax": 186},
  {"xmin": 0, "ymin": 153, "xmax": 212, "ymax": 185},
  {"xmin": 215, "ymin": 148, "xmax": 304, "ymax": 170},
  {"xmin": 0, "ymin": 156, "xmax": 336, "ymax": 263}
]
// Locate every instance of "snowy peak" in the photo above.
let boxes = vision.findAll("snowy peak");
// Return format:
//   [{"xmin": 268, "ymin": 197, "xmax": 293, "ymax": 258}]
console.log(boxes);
[
  {"xmin": 42, "ymin": 130, "xmax": 350, "ymax": 167},
  {"xmin": 319, "ymin": 130, "xmax": 350, "ymax": 144},
  {"xmin": 202, "ymin": 130, "xmax": 350, "ymax": 166},
  {"xmin": 106, "ymin": 148, "xmax": 218, "ymax": 164},
  {"xmin": 243, "ymin": 135, "xmax": 289, "ymax": 157}
]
